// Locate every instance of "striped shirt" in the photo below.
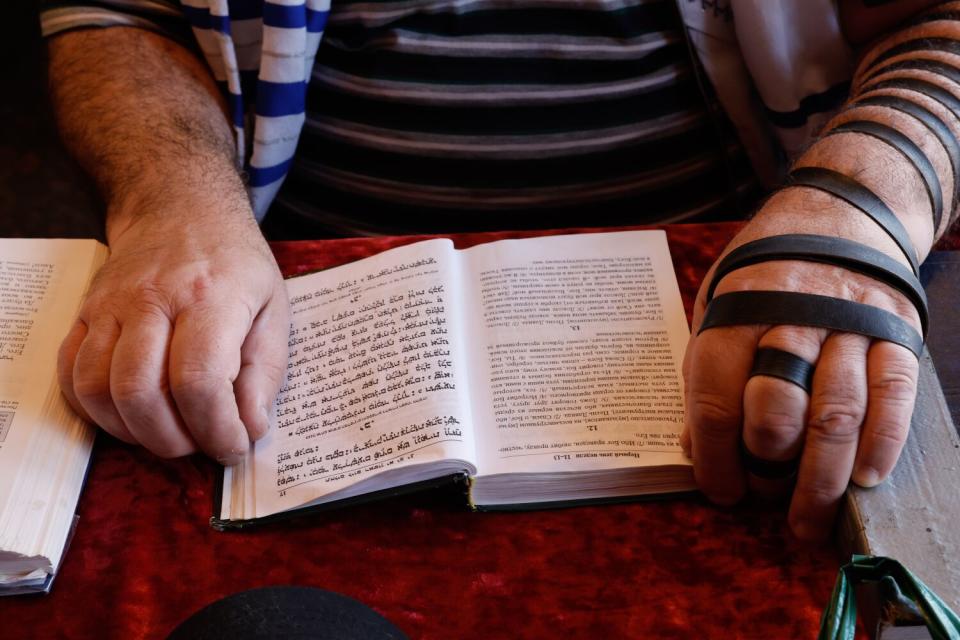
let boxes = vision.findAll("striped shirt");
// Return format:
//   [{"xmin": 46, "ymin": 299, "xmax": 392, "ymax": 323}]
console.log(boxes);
[{"xmin": 40, "ymin": 0, "xmax": 759, "ymax": 236}]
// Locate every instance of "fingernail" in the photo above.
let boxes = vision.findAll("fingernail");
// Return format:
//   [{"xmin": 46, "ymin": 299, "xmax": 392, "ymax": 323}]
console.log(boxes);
[
  {"xmin": 217, "ymin": 453, "xmax": 244, "ymax": 467},
  {"xmin": 853, "ymin": 465, "xmax": 881, "ymax": 487}
]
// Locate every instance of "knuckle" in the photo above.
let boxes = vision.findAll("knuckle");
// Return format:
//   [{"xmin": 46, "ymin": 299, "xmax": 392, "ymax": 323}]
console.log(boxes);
[
  {"xmin": 111, "ymin": 376, "xmax": 157, "ymax": 407},
  {"xmin": 181, "ymin": 270, "xmax": 222, "ymax": 307},
  {"xmin": 170, "ymin": 369, "xmax": 224, "ymax": 401},
  {"xmin": 689, "ymin": 389, "xmax": 741, "ymax": 431},
  {"xmin": 870, "ymin": 362, "xmax": 918, "ymax": 402},
  {"xmin": 127, "ymin": 282, "xmax": 172, "ymax": 317},
  {"xmin": 73, "ymin": 373, "xmax": 112, "ymax": 404},
  {"xmin": 748, "ymin": 412, "xmax": 804, "ymax": 450},
  {"xmin": 761, "ymin": 326, "xmax": 821, "ymax": 358},
  {"xmin": 190, "ymin": 273, "xmax": 215, "ymax": 298},
  {"xmin": 867, "ymin": 419, "xmax": 909, "ymax": 450},
  {"xmin": 808, "ymin": 401, "xmax": 864, "ymax": 442}
]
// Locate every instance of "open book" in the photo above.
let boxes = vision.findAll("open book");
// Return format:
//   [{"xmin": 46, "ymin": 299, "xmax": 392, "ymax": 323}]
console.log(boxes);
[
  {"xmin": 0, "ymin": 239, "xmax": 104, "ymax": 594},
  {"xmin": 216, "ymin": 231, "xmax": 694, "ymax": 529}
]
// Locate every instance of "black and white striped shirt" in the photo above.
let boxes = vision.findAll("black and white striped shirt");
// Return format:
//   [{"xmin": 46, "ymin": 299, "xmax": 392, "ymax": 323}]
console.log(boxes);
[{"xmin": 41, "ymin": 0, "xmax": 759, "ymax": 236}]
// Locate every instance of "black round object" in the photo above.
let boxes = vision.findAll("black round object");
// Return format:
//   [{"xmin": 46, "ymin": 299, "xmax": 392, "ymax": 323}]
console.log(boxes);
[{"xmin": 166, "ymin": 586, "xmax": 408, "ymax": 640}]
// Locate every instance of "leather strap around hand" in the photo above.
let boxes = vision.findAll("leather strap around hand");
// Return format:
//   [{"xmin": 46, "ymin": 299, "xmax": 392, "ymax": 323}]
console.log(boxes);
[
  {"xmin": 699, "ymin": 291, "xmax": 924, "ymax": 359},
  {"xmin": 706, "ymin": 234, "xmax": 929, "ymax": 337},
  {"xmin": 787, "ymin": 167, "xmax": 920, "ymax": 275}
]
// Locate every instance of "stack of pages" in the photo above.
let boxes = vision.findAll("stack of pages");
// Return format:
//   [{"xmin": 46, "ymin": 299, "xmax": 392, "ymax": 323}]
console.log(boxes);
[{"xmin": 0, "ymin": 239, "xmax": 103, "ymax": 594}]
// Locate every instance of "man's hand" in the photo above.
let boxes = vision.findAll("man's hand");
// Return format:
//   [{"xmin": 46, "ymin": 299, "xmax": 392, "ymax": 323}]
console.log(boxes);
[
  {"xmin": 680, "ymin": 2, "xmax": 960, "ymax": 539},
  {"xmin": 46, "ymin": 28, "xmax": 291, "ymax": 464},
  {"xmin": 680, "ymin": 197, "xmax": 923, "ymax": 541},
  {"xmin": 56, "ymin": 204, "xmax": 290, "ymax": 464}
]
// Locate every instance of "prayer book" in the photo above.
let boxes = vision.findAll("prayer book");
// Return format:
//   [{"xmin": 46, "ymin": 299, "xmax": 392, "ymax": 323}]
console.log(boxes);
[
  {"xmin": 214, "ymin": 230, "xmax": 695, "ymax": 529},
  {"xmin": 0, "ymin": 239, "xmax": 105, "ymax": 594}
]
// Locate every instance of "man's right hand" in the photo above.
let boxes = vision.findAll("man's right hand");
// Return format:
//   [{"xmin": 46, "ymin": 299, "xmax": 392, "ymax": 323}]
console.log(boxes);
[
  {"xmin": 56, "ymin": 204, "xmax": 291, "ymax": 465},
  {"xmin": 47, "ymin": 26, "xmax": 291, "ymax": 464}
]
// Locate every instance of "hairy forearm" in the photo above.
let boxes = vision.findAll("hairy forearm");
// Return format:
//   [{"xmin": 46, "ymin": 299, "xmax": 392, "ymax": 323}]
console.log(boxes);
[
  {"xmin": 748, "ymin": 2, "xmax": 960, "ymax": 270},
  {"xmin": 48, "ymin": 27, "xmax": 249, "ymax": 243}
]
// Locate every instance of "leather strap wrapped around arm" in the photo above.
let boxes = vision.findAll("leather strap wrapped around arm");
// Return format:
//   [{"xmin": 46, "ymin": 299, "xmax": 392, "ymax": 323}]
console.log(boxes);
[
  {"xmin": 861, "ymin": 57, "xmax": 960, "ymax": 87},
  {"xmin": 864, "ymin": 77, "xmax": 960, "ymax": 123},
  {"xmin": 862, "ymin": 37, "xmax": 960, "ymax": 72},
  {"xmin": 787, "ymin": 167, "xmax": 920, "ymax": 275},
  {"xmin": 825, "ymin": 120, "xmax": 943, "ymax": 231},
  {"xmin": 852, "ymin": 94, "xmax": 960, "ymax": 206}
]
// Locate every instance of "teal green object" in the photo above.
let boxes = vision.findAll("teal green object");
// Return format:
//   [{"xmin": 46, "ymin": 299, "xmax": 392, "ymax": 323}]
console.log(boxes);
[{"xmin": 818, "ymin": 555, "xmax": 960, "ymax": 640}]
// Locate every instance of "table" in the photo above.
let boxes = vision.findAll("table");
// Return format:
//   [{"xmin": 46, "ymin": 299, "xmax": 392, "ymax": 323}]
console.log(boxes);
[{"xmin": 0, "ymin": 223, "xmax": 851, "ymax": 639}]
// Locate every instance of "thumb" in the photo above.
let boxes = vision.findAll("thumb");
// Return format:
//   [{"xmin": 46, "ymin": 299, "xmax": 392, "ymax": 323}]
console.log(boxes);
[{"xmin": 234, "ymin": 291, "xmax": 291, "ymax": 442}]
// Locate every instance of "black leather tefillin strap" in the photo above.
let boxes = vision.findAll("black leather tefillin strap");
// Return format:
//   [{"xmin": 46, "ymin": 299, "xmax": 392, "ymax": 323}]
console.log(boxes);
[
  {"xmin": 749, "ymin": 347, "xmax": 815, "ymax": 394},
  {"xmin": 787, "ymin": 167, "xmax": 920, "ymax": 275},
  {"xmin": 862, "ymin": 37, "xmax": 960, "ymax": 71},
  {"xmin": 701, "ymin": 173, "xmax": 927, "ymax": 361},
  {"xmin": 706, "ymin": 234, "xmax": 929, "ymax": 338},
  {"xmin": 699, "ymin": 291, "xmax": 924, "ymax": 359},
  {"xmin": 852, "ymin": 95, "xmax": 960, "ymax": 206},
  {"xmin": 825, "ymin": 120, "xmax": 943, "ymax": 232},
  {"xmin": 904, "ymin": 11, "xmax": 960, "ymax": 28},
  {"xmin": 861, "ymin": 57, "xmax": 960, "ymax": 87},
  {"xmin": 738, "ymin": 438, "xmax": 801, "ymax": 480},
  {"xmin": 864, "ymin": 77, "xmax": 960, "ymax": 128}
]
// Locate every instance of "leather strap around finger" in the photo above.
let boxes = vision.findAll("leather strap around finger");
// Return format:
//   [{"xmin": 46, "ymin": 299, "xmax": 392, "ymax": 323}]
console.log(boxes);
[
  {"xmin": 787, "ymin": 167, "xmax": 920, "ymax": 275},
  {"xmin": 699, "ymin": 291, "xmax": 924, "ymax": 359},
  {"xmin": 749, "ymin": 348, "xmax": 815, "ymax": 394},
  {"xmin": 739, "ymin": 440, "xmax": 801, "ymax": 480},
  {"xmin": 705, "ymin": 234, "xmax": 929, "ymax": 337},
  {"xmin": 825, "ymin": 120, "xmax": 943, "ymax": 231}
]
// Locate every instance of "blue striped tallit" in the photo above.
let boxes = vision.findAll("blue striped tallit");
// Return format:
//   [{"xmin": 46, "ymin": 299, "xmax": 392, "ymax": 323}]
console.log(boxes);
[
  {"xmin": 42, "ymin": 0, "xmax": 330, "ymax": 221},
  {"xmin": 187, "ymin": 0, "xmax": 328, "ymax": 219}
]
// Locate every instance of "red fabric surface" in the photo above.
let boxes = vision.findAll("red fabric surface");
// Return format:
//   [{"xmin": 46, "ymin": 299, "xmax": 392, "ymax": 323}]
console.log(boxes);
[{"xmin": 0, "ymin": 223, "xmax": 849, "ymax": 640}]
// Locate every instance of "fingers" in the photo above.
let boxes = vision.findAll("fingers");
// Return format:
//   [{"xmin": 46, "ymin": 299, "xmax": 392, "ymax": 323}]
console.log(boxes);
[
  {"xmin": 685, "ymin": 325, "xmax": 759, "ymax": 505},
  {"xmin": 789, "ymin": 333, "xmax": 870, "ymax": 541},
  {"xmin": 57, "ymin": 319, "xmax": 93, "ymax": 423},
  {"xmin": 853, "ymin": 341, "xmax": 918, "ymax": 487},
  {"xmin": 168, "ymin": 300, "xmax": 253, "ymax": 465},
  {"xmin": 741, "ymin": 326, "xmax": 823, "ymax": 496},
  {"xmin": 110, "ymin": 310, "xmax": 198, "ymax": 458},
  {"xmin": 71, "ymin": 315, "xmax": 136, "ymax": 443},
  {"xmin": 234, "ymin": 292, "xmax": 290, "ymax": 442}
]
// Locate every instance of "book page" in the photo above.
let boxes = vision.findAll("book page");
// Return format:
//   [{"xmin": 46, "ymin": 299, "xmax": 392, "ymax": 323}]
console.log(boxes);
[
  {"xmin": 0, "ymin": 239, "xmax": 102, "ymax": 574},
  {"xmin": 227, "ymin": 239, "xmax": 476, "ymax": 520},
  {"xmin": 461, "ymin": 231, "xmax": 690, "ymax": 477}
]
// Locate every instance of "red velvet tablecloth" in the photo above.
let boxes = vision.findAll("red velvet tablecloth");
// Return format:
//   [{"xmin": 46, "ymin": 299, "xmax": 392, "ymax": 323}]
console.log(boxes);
[{"xmin": 0, "ymin": 223, "xmax": 847, "ymax": 639}]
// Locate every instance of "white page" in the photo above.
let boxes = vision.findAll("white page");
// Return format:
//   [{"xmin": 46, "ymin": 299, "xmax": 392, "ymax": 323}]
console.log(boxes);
[
  {"xmin": 461, "ymin": 231, "xmax": 691, "ymax": 477},
  {"xmin": 227, "ymin": 239, "xmax": 476, "ymax": 520}
]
